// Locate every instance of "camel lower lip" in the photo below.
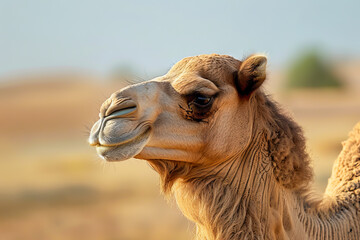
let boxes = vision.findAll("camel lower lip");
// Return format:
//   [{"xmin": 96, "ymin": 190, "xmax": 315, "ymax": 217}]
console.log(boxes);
[{"xmin": 96, "ymin": 127, "xmax": 151, "ymax": 161}]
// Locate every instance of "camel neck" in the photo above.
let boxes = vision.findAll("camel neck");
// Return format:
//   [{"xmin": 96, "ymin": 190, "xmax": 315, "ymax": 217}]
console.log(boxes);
[
  {"xmin": 173, "ymin": 131, "xmax": 359, "ymax": 240},
  {"xmin": 173, "ymin": 132, "xmax": 291, "ymax": 239}
]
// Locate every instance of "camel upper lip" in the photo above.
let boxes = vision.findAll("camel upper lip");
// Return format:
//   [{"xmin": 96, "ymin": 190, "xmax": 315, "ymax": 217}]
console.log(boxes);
[
  {"xmin": 95, "ymin": 126, "xmax": 151, "ymax": 161},
  {"xmin": 96, "ymin": 124, "xmax": 151, "ymax": 148}
]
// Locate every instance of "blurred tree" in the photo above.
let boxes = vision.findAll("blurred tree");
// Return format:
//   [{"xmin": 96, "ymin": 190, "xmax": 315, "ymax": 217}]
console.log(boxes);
[{"xmin": 286, "ymin": 50, "xmax": 343, "ymax": 89}]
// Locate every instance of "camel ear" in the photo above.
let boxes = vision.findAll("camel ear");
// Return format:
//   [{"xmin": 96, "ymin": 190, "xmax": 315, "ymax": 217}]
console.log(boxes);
[{"xmin": 236, "ymin": 55, "xmax": 267, "ymax": 96}]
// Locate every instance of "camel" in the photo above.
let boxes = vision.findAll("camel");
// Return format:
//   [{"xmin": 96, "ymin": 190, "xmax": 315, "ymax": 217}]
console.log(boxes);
[{"xmin": 89, "ymin": 54, "xmax": 360, "ymax": 240}]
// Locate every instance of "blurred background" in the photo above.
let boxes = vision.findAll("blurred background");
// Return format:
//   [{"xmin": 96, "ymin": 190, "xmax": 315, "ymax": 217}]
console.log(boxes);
[{"xmin": 1, "ymin": 0, "xmax": 360, "ymax": 239}]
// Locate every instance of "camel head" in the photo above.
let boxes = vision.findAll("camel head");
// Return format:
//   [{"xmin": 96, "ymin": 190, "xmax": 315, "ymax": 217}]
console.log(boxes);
[
  {"xmin": 88, "ymin": 54, "xmax": 360, "ymax": 240},
  {"xmin": 89, "ymin": 54, "xmax": 267, "ymax": 167}
]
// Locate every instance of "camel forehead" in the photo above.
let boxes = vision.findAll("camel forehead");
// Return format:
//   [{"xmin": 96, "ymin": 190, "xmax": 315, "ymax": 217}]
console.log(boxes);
[
  {"xmin": 169, "ymin": 54, "xmax": 241, "ymax": 73},
  {"xmin": 166, "ymin": 54, "xmax": 241, "ymax": 92}
]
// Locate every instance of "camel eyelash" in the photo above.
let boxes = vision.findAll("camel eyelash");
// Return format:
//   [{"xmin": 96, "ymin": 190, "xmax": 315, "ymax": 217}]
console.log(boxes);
[{"xmin": 178, "ymin": 102, "xmax": 212, "ymax": 123}]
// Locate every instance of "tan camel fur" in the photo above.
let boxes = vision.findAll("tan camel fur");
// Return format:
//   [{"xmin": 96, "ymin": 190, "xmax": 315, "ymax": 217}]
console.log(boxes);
[{"xmin": 89, "ymin": 54, "xmax": 360, "ymax": 240}]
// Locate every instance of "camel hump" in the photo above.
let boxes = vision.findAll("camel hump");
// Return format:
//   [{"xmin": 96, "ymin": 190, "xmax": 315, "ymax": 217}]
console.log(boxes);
[{"xmin": 325, "ymin": 121, "xmax": 360, "ymax": 201}]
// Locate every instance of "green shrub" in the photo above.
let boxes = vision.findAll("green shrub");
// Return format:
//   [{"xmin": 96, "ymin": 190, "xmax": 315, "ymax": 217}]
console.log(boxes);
[{"xmin": 286, "ymin": 50, "xmax": 343, "ymax": 89}]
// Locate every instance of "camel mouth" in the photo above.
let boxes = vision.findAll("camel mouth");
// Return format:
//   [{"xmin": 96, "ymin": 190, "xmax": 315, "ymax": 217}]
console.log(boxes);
[{"xmin": 96, "ymin": 126, "xmax": 151, "ymax": 162}]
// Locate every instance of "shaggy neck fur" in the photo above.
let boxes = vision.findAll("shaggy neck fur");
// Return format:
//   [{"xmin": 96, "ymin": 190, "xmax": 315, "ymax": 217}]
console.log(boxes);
[{"xmin": 148, "ymin": 93, "xmax": 360, "ymax": 240}]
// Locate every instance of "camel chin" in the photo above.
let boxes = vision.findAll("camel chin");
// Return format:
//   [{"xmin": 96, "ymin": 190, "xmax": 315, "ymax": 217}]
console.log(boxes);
[{"xmin": 95, "ymin": 128, "xmax": 151, "ymax": 162}]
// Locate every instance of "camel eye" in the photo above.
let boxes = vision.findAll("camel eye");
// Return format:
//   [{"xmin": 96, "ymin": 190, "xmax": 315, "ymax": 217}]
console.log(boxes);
[
  {"xmin": 193, "ymin": 96, "xmax": 213, "ymax": 107},
  {"xmin": 181, "ymin": 93, "xmax": 215, "ymax": 122}
]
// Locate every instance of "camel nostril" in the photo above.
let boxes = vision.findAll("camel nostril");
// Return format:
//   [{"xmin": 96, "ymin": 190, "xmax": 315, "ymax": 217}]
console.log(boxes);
[
  {"xmin": 108, "ymin": 107, "xmax": 137, "ymax": 118},
  {"xmin": 105, "ymin": 99, "xmax": 137, "ymax": 118}
]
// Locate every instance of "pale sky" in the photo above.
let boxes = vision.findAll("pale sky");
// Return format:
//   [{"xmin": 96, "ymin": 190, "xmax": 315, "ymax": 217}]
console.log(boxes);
[{"xmin": 1, "ymin": 0, "xmax": 359, "ymax": 79}]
